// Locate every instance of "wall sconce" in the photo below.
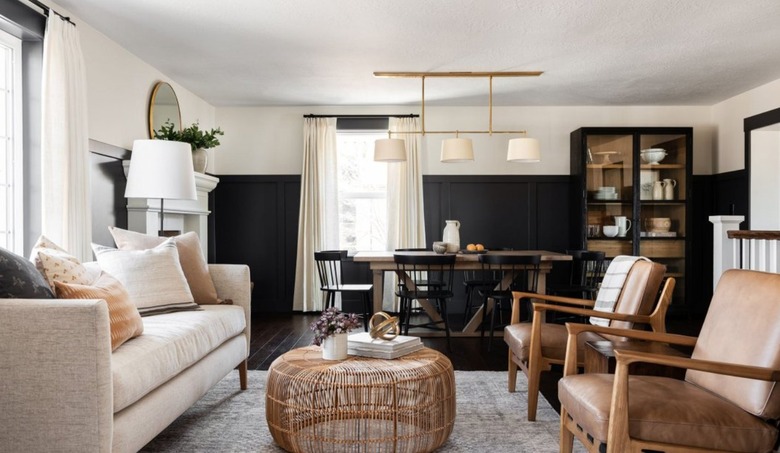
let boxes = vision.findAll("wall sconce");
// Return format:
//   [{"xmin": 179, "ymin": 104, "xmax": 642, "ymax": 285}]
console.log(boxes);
[{"xmin": 373, "ymin": 71, "xmax": 543, "ymax": 163}]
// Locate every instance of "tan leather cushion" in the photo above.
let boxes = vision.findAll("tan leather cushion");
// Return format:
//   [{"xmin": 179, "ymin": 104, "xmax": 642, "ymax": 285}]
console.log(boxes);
[
  {"xmin": 559, "ymin": 374, "xmax": 778, "ymax": 452},
  {"xmin": 608, "ymin": 260, "xmax": 665, "ymax": 332},
  {"xmin": 504, "ymin": 322, "xmax": 603, "ymax": 362},
  {"xmin": 109, "ymin": 227, "xmax": 219, "ymax": 305},
  {"xmin": 54, "ymin": 272, "xmax": 144, "ymax": 351},
  {"xmin": 687, "ymin": 269, "xmax": 780, "ymax": 419}
]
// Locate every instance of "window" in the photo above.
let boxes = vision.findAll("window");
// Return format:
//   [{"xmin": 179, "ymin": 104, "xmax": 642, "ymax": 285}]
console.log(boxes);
[
  {"xmin": 336, "ymin": 130, "xmax": 388, "ymax": 252},
  {"xmin": 0, "ymin": 29, "xmax": 22, "ymax": 253}
]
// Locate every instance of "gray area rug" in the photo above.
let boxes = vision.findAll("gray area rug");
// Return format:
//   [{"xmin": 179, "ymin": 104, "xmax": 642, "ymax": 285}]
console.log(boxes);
[{"xmin": 142, "ymin": 370, "xmax": 583, "ymax": 452}]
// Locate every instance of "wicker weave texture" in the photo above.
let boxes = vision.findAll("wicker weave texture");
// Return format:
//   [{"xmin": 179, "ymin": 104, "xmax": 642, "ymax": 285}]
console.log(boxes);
[{"xmin": 266, "ymin": 346, "xmax": 456, "ymax": 453}]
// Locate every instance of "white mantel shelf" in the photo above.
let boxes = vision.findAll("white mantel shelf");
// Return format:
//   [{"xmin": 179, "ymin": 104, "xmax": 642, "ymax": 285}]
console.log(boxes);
[{"xmin": 122, "ymin": 160, "xmax": 219, "ymax": 257}]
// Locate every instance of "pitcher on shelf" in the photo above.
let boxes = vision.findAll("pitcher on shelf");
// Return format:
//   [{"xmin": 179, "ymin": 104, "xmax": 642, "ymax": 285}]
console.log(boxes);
[{"xmin": 442, "ymin": 220, "xmax": 461, "ymax": 253}]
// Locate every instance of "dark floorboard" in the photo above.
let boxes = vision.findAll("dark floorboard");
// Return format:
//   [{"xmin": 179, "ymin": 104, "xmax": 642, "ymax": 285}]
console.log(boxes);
[{"xmin": 249, "ymin": 312, "xmax": 703, "ymax": 414}]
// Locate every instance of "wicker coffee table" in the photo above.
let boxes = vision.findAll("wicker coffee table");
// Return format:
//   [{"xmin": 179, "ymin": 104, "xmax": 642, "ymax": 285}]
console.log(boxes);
[{"xmin": 266, "ymin": 346, "xmax": 455, "ymax": 453}]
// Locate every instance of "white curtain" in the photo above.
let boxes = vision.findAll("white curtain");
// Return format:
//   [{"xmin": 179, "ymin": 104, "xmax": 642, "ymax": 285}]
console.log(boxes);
[
  {"xmin": 40, "ymin": 15, "xmax": 91, "ymax": 261},
  {"xmin": 293, "ymin": 118, "xmax": 339, "ymax": 311},
  {"xmin": 384, "ymin": 117, "xmax": 426, "ymax": 309}
]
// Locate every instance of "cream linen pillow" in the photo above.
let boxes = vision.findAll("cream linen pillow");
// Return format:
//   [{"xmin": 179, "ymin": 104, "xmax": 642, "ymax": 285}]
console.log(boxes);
[
  {"xmin": 30, "ymin": 235, "xmax": 93, "ymax": 290},
  {"xmin": 108, "ymin": 227, "xmax": 219, "ymax": 305},
  {"xmin": 55, "ymin": 272, "xmax": 144, "ymax": 351},
  {"xmin": 92, "ymin": 239, "xmax": 199, "ymax": 316}
]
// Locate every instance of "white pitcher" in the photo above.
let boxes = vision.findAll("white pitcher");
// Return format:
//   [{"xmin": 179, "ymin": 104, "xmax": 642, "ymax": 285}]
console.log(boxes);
[
  {"xmin": 663, "ymin": 179, "xmax": 677, "ymax": 200},
  {"xmin": 614, "ymin": 216, "xmax": 632, "ymax": 237},
  {"xmin": 653, "ymin": 180, "xmax": 665, "ymax": 200},
  {"xmin": 442, "ymin": 220, "xmax": 461, "ymax": 253}
]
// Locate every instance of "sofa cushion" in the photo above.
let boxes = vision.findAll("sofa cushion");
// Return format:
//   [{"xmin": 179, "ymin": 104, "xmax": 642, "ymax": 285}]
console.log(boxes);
[
  {"xmin": 111, "ymin": 305, "xmax": 246, "ymax": 412},
  {"xmin": 108, "ymin": 227, "xmax": 220, "ymax": 305},
  {"xmin": 54, "ymin": 272, "xmax": 144, "ymax": 351},
  {"xmin": 0, "ymin": 246, "xmax": 54, "ymax": 298},
  {"xmin": 31, "ymin": 235, "xmax": 94, "ymax": 290},
  {"xmin": 92, "ymin": 240, "xmax": 199, "ymax": 316}
]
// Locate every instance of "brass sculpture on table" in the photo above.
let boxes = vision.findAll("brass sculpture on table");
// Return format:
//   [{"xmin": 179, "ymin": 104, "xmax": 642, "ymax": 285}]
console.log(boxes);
[{"xmin": 368, "ymin": 311, "xmax": 399, "ymax": 340}]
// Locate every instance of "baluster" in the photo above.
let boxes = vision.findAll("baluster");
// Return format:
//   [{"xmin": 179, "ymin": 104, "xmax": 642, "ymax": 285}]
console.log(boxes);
[
  {"xmin": 758, "ymin": 239, "xmax": 767, "ymax": 272},
  {"xmin": 771, "ymin": 240, "xmax": 778, "ymax": 273}
]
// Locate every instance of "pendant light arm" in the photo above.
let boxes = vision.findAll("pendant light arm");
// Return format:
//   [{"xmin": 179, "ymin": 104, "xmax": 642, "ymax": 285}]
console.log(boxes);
[
  {"xmin": 421, "ymin": 76, "xmax": 426, "ymax": 135},
  {"xmin": 489, "ymin": 76, "xmax": 493, "ymax": 136}
]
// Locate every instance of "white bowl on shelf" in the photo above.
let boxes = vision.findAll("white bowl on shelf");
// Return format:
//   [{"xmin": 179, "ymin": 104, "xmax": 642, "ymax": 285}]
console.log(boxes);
[
  {"xmin": 640, "ymin": 148, "xmax": 667, "ymax": 165},
  {"xmin": 603, "ymin": 225, "xmax": 619, "ymax": 237}
]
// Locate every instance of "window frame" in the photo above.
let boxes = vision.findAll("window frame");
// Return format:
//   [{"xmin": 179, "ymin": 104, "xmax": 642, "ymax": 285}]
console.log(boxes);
[{"xmin": 0, "ymin": 29, "xmax": 23, "ymax": 253}]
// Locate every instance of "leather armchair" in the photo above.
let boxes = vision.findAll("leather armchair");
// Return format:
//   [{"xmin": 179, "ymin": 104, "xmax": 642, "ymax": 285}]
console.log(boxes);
[
  {"xmin": 559, "ymin": 269, "xmax": 780, "ymax": 453},
  {"xmin": 504, "ymin": 260, "xmax": 668, "ymax": 421}
]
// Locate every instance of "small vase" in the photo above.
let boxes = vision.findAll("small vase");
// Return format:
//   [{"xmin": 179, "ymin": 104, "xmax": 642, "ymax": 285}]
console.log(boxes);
[
  {"xmin": 192, "ymin": 148, "xmax": 208, "ymax": 173},
  {"xmin": 321, "ymin": 333, "xmax": 348, "ymax": 360}
]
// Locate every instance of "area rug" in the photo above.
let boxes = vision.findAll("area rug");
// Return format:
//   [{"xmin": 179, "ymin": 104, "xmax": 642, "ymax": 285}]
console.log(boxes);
[{"xmin": 141, "ymin": 370, "xmax": 583, "ymax": 452}]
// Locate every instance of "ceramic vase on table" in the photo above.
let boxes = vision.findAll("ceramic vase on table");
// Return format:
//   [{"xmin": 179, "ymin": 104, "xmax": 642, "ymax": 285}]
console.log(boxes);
[
  {"xmin": 321, "ymin": 333, "xmax": 348, "ymax": 360},
  {"xmin": 192, "ymin": 148, "xmax": 208, "ymax": 173},
  {"xmin": 442, "ymin": 220, "xmax": 461, "ymax": 253}
]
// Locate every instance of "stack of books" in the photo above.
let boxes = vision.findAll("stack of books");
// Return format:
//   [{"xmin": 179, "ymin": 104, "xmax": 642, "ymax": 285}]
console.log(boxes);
[{"xmin": 347, "ymin": 332, "xmax": 423, "ymax": 359}]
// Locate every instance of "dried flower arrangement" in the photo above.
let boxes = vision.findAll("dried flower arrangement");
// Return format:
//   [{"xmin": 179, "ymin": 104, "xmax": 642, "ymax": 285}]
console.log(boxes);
[{"xmin": 309, "ymin": 307, "xmax": 361, "ymax": 346}]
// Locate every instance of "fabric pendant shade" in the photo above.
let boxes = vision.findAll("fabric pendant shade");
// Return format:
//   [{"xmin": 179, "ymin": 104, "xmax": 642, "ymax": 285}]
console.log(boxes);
[
  {"xmin": 374, "ymin": 138, "xmax": 407, "ymax": 162},
  {"xmin": 507, "ymin": 137, "xmax": 541, "ymax": 162},
  {"xmin": 440, "ymin": 137, "xmax": 474, "ymax": 163}
]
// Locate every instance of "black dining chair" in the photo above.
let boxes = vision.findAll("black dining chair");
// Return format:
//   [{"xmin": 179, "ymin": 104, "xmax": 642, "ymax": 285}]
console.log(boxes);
[
  {"xmin": 477, "ymin": 253, "xmax": 541, "ymax": 350},
  {"xmin": 314, "ymin": 250, "xmax": 372, "ymax": 331},
  {"xmin": 394, "ymin": 253, "xmax": 456, "ymax": 351},
  {"xmin": 462, "ymin": 247, "xmax": 513, "ymax": 324},
  {"xmin": 547, "ymin": 250, "xmax": 606, "ymax": 300}
]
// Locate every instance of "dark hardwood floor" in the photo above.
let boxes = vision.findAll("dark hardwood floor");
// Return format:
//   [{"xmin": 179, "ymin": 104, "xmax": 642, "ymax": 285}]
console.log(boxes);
[{"xmin": 248, "ymin": 311, "xmax": 703, "ymax": 414}]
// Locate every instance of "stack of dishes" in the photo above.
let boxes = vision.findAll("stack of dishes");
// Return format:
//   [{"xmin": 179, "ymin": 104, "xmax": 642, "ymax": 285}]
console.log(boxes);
[{"xmin": 594, "ymin": 186, "xmax": 618, "ymax": 200}]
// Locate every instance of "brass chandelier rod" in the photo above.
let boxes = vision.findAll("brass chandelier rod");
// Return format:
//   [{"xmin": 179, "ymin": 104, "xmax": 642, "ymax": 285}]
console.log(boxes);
[{"xmin": 374, "ymin": 70, "xmax": 542, "ymax": 137}]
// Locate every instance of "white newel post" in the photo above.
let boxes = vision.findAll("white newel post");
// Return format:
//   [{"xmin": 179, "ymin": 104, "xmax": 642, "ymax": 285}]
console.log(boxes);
[
  {"xmin": 709, "ymin": 215, "xmax": 744, "ymax": 290},
  {"xmin": 123, "ymin": 160, "xmax": 219, "ymax": 257}
]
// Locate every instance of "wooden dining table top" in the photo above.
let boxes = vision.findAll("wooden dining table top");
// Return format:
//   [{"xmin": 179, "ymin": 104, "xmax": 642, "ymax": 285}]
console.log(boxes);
[{"xmin": 353, "ymin": 249, "xmax": 572, "ymax": 263}]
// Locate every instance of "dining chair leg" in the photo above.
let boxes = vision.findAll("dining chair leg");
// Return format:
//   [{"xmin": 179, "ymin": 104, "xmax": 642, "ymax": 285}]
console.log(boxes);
[
  {"xmin": 440, "ymin": 298, "xmax": 452, "ymax": 352},
  {"xmin": 488, "ymin": 298, "xmax": 499, "ymax": 351},
  {"xmin": 463, "ymin": 286, "xmax": 473, "ymax": 325},
  {"xmin": 362, "ymin": 292, "xmax": 370, "ymax": 331}
]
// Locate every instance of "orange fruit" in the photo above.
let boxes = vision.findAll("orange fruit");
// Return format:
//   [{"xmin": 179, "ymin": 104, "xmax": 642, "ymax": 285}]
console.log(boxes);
[
  {"xmin": 466, "ymin": 243, "xmax": 476, "ymax": 251},
  {"xmin": 475, "ymin": 244, "xmax": 484, "ymax": 251}
]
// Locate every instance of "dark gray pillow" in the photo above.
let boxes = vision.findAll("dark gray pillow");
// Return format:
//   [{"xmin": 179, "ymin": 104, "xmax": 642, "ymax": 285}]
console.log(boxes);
[{"xmin": 0, "ymin": 247, "xmax": 54, "ymax": 298}]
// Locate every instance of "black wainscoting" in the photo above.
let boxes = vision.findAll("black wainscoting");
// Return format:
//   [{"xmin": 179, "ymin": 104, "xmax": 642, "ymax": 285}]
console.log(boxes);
[{"xmin": 212, "ymin": 174, "xmax": 572, "ymax": 314}]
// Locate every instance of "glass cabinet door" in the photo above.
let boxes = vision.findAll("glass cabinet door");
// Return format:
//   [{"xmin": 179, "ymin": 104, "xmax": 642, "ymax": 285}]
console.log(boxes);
[{"xmin": 585, "ymin": 134, "xmax": 634, "ymax": 258}]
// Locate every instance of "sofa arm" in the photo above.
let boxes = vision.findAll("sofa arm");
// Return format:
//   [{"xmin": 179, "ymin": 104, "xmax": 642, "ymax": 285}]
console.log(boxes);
[
  {"xmin": 0, "ymin": 299, "xmax": 113, "ymax": 452},
  {"xmin": 209, "ymin": 264, "xmax": 252, "ymax": 353}
]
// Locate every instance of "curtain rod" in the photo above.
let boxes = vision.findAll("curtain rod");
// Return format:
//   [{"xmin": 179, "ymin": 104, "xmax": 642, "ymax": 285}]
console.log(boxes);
[
  {"xmin": 28, "ymin": 0, "xmax": 76, "ymax": 26},
  {"xmin": 303, "ymin": 114, "xmax": 418, "ymax": 119}
]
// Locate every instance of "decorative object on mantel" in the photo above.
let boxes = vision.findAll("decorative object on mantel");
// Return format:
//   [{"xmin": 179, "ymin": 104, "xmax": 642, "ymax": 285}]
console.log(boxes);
[
  {"xmin": 124, "ymin": 139, "xmax": 197, "ymax": 236},
  {"xmin": 372, "ymin": 71, "xmax": 543, "ymax": 163},
  {"xmin": 309, "ymin": 307, "xmax": 361, "ymax": 360},
  {"xmin": 154, "ymin": 120, "xmax": 224, "ymax": 173}
]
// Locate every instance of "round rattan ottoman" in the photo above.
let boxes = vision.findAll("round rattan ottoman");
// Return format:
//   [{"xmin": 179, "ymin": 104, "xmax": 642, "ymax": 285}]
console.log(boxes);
[{"xmin": 266, "ymin": 346, "xmax": 455, "ymax": 453}]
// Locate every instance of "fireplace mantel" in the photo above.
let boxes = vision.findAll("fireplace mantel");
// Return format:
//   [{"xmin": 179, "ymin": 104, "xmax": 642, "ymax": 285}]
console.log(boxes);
[{"xmin": 122, "ymin": 160, "xmax": 218, "ymax": 257}]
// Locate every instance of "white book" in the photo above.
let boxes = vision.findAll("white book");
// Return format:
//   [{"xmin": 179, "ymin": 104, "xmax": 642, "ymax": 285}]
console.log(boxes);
[
  {"xmin": 348, "ymin": 342, "xmax": 424, "ymax": 359},
  {"xmin": 347, "ymin": 332, "xmax": 422, "ymax": 352}
]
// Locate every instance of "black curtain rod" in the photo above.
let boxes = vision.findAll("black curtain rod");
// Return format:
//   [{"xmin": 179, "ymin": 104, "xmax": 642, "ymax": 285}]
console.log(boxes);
[
  {"xmin": 304, "ymin": 114, "xmax": 418, "ymax": 119},
  {"xmin": 28, "ymin": 0, "xmax": 76, "ymax": 26}
]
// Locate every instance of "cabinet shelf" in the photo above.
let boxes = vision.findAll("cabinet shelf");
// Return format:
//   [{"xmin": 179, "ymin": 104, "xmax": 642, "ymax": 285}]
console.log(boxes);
[{"xmin": 639, "ymin": 164, "xmax": 685, "ymax": 170}]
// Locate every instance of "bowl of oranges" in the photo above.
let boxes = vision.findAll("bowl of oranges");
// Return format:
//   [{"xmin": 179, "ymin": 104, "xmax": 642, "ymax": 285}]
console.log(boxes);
[{"xmin": 461, "ymin": 243, "xmax": 487, "ymax": 254}]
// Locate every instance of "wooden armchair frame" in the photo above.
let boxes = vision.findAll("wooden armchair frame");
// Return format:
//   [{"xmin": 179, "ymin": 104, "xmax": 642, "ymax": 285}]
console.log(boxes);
[
  {"xmin": 508, "ymin": 278, "xmax": 675, "ymax": 421},
  {"xmin": 559, "ymin": 323, "xmax": 780, "ymax": 453}
]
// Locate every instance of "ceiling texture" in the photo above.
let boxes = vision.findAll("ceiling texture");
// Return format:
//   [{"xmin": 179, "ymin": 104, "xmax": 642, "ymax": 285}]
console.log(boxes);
[{"xmin": 51, "ymin": 0, "xmax": 780, "ymax": 107}]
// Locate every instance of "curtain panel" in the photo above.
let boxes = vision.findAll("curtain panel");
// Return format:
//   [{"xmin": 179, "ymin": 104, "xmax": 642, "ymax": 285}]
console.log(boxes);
[
  {"xmin": 293, "ymin": 118, "xmax": 339, "ymax": 311},
  {"xmin": 40, "ymin": 14, "xmax": 91, "ymax": 261}
]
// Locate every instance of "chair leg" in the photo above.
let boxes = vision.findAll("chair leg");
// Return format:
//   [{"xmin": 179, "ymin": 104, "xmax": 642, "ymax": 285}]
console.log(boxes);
[
  {"xmin": 237, "ymin": 359, "xmax": 248, "ymax": 391},
  {"xmin": 560, "ymin": 407, "xmax": 575, "ymax": 453},
  {"xmin": 362, "ymin": 292, "xmax": 370, "ymax": 332},
  {"xmin": 507, "ymin": 351, "xmax": 518, "ymax": 392},
  {"xmin": 463, "ymin": 285, "xmax": 473, "ymax": 325},
  {"xmin": 440, "ymin": 298, "xmax": 452, "ymax": 352},
  {"xmin": 488, "ymin": 299, "xmax": 499, "ymax": 351},
  {"xmin": 527, "ymin": 358, "xmax": 541, "ymax": 422}
]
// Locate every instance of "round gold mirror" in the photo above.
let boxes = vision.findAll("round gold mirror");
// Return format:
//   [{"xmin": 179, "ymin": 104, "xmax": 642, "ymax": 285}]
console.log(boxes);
[{"xmin": 148, "ymin": 81, "xmax": 181, "ymax": 138}]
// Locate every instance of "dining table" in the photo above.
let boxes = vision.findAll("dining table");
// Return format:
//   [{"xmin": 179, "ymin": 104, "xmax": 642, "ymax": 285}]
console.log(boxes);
[{"xmin": 353, "ymin": 250, "xmax": 572, "ymax": 336}]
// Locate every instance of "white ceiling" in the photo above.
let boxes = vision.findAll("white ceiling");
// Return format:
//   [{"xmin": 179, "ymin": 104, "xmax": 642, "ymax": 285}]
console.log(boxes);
[{"xmin": 52, "ymin": 0, "xmax": 780, "ymax": 107}]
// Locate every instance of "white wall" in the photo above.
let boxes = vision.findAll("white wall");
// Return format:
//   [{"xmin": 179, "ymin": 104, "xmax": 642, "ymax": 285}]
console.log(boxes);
[
  {"xmin": 49, "ymin": 1, "xmax": 216, "ymax": 166},
  {"xmin": 750, "ymin": 130, "xmax": 780, "ymax": 229},
  {"xmin": 215, "ymin": 105, "xmax": 714, "ymax": 176},
  {"xmin": 711, "ymin": 77, "xmax": 780, "ymax": 173}
]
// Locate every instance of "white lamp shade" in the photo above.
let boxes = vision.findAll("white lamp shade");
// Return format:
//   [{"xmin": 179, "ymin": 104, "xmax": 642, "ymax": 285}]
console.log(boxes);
[
  {"xmin": 441, "ymin": 138, "xmax": 474, "ymax": 162},
  {"xmin": 507, "ymin": 137, "xmax": 540, "ymax": 162},
  {"xmin": 374, "ymin": 138, "xmax": 407, "ymax": 162},
  {"xmin": 125, "ymin": 139, "xmax": 197, "ymax": 200}
]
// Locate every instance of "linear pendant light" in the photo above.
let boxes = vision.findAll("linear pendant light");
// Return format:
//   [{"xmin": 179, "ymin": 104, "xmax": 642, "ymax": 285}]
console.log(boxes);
[{"xmin": 372, "ymin": 71, "xmax": 543, "ymax": 163}]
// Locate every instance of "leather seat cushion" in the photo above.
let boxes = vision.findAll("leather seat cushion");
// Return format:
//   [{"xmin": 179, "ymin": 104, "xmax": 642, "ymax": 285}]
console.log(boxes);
[
  {"xmin": 559, "ymin": 374, "xmax": 778, "ymax": 452},
  {"xmin": 503, "ymin": 322, "xmax": 603, "ymax": 362}
]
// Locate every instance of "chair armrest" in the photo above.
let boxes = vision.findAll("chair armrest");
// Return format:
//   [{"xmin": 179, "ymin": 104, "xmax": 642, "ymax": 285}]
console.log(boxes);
[
  {"xmin": 562, "ymin": 322, "xmax": 697, "ymax": 376},
  {"xmin": 614, "ymin": 349, "xmax": 780, "ymax": 381},
  {"xmin": 209, "ymin": 264, "xmax": 252, "ymax": 354},
  {"xmin": 0, "ymin": 299, "xmax": 113, "ymax": 452},
  {"xmin": 533, "ymin": 303, "xmax": 657, "ymax": 324},
  {"xmin": 510, "ymin": 291, "xmax": 595, "ymax": 324}
]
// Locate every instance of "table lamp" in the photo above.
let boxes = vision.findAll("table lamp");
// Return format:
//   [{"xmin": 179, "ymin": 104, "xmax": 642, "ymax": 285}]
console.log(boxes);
[{"xmin": 125, "ymin": 139, "xmax": 197, "ymax": 236}]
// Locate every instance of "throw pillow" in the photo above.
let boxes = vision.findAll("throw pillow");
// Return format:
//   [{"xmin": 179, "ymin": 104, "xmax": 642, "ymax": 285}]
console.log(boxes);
[
  {"xmin": 55, "ymin": 272, "xmax": 144, "ymax": 351},
  {"xmin": 92, "ymin": 239, "xmax": 199, "ymax": 316},
  {"xmin": 0, "ymin": 247, "xmax": 55, "ymax": 299},
  {"xmin": 31, "ymin": 235, "xmax": 94, "ymax": 290},
  {"xmin": 108, "ymin": 227, "xmax": 219, "ymax": 305}
]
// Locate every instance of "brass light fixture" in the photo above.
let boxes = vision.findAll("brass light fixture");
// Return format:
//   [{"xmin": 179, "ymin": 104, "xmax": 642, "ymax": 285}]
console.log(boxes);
[{"xmin": 373, "ymin": 71, "xmax": 543, "ymax": 163}]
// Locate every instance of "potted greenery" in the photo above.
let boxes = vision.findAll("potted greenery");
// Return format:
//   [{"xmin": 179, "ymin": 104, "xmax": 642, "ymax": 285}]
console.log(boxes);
[
  {"xmin": 310, "ymin": 307, "xmax": 361, "ymax": 360},
  {"xmin": 154, "ymin": 120, "xmax": 224, "ymax": 173}
]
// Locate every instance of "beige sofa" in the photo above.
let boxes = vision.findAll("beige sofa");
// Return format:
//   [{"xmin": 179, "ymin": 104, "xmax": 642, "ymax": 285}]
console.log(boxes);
[{"xmin": 0, "ymin": 264, "xmax": 251, "ymax": 453}]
